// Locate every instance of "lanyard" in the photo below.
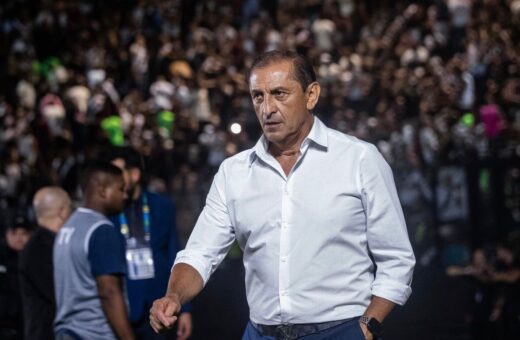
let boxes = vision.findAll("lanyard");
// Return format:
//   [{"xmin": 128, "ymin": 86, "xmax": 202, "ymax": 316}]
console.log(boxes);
[{"xmin": 119, "ymin": 194, "xmax": 151, "ymax": 242}]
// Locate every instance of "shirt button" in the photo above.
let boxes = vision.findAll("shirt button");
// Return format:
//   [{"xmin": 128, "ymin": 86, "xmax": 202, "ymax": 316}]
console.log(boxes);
[
  {"xmin": 281, "ymin": 256, "xmax": 287, "ymax": 262},
  {"xmin": 281, "ymin": 290, "xmax": 288, "ymax": 296}
]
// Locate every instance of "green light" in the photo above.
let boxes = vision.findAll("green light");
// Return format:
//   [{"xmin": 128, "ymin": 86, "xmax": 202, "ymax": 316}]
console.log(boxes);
[
  {"xmin": 461, "ymin": 112, "xmax": 475, "ymax": 127},
  {"xmin": 101, "ymin": 115, "xmax": 124, "ymax": 146}
]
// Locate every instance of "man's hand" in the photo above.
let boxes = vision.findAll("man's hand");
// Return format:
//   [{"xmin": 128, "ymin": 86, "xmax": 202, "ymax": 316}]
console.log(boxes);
[
  {"xmin": 149, "ymin": 295, "xmax": 182, "ymax": 333},
  {"xmin": 359, "ymin": 322, "xmax": 374, "ymax": 340},
  {"xmin": 177, "ymin": 312, "xmax": 193, "ymax": 340},
  {"xmin": 150, "ymin": 264, "xmax": 203, "ymax": 335}
]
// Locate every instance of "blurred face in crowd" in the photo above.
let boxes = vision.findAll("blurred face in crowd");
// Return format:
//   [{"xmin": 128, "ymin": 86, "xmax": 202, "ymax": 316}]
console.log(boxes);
[
  {"xmin": 102, "ymin": 175, "xmax": 127, "ymax": 215},
  {"xmin": 111, "ymin": 158, "xmax": 141, "ymax": 197},
  {"xmin": 5, "ymin": 227, "xmax": 31, "ymax": 252},
  {"xmin": 249, "ymin": 60, "xmax": 320, "ymax": 150},
  {"xmin": 497, "ymin": 246, "xmax": 514, "ymax": 266},
  {"xmin": 472, "ymin": 249, "xmax": 487, "ymax": 269}
]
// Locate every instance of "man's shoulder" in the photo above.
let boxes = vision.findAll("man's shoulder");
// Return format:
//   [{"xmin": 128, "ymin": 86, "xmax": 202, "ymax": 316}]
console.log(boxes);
[
  {"xmin": 224, "ymin": 148, "xmax": 255, "ymax": 164},
  {"xmin": 67, "ymin": 208, "xmax": 113, "ymax": 228},
  {"xmin": 88, "ymin": 223, "xmax": 124, "ymax": 251},
  {"xmin": 219, "ymin": 147, "xmax": 255, "ymax": 170},
  {"xmin": 57, "ymin": 210, "xmax": 114, "ymax": 251},
  {"xmin": 325, "ymin": 126, "xmax": 376, "ymax": 155},
  {"xmin": 20, "ymin": 228, "xmax": 54, "ymax": 264}
]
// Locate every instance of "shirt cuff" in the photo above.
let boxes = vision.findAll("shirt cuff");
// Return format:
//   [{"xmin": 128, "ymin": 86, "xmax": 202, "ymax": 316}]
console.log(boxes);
[{"xmin": 371, "ymin": 278, "xmax": 412, "ymax": 306}]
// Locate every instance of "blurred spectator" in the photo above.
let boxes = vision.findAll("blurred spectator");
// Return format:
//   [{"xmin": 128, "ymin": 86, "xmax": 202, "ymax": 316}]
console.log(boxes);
[
  {"xmin": 446, "ymin": 248, "xmax": 495, "ymax": 340},
  {"xmin": 53, "ymin": 163, "xmax": 133, "ymax": 340},
  {"xmin": 0, "ymin": 218, "xmax": 33, "ymax": 340},
  {"xmin": 490, "ymin": 236, "xmax": 520, "ymax": 338},
  {"xmin": 109, "ymin": 148, "xmax": 193, "ymax": 340},
  {"xmin": 0, "ymin": 0, "xmax": 518, "ymax": 216},
  {"xmin": 446, "ymin": 233, "xmax": 520, "ymax": 339},
  {"xmin": 19, "ymin": 187, "xmax": 72, "ymax": 340}
]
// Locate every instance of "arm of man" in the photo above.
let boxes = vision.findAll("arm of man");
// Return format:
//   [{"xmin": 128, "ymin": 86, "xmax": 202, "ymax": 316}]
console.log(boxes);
[
  {"xmin": 163, "ymin": 197, "xmax": 194, "ymax": 339},
  {"xmin": 149, "ymin": 263, "xmax": 203, "ymax": 333},
  {"xmin": 359, "ymin": 145, "xmax": 416, "ymax": 339},
  {"xmin": 96, "ymin": 275, "xmax": 135, "ymax": 340},
  {"xmin": 360, "ymin": 296, "xmax": 395, "ymax": 339},
  {"xmin": 88, "ymin": 224, "xmax": 134, "ymax": 339},
  {"xmin": 150, "ymin": 164, "xmax": 236, "ymax": 334}
]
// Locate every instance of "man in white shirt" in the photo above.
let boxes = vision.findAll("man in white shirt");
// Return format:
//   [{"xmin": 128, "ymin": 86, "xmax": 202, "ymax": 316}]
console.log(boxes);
[{"xmin": 150, "ymin": 50, "xmax": 415, "ymax": 340}]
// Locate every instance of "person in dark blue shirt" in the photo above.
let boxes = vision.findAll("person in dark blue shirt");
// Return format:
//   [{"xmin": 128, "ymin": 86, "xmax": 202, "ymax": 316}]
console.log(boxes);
[
  {"xmin": 53, "ymin": 162, "xmax": 135, "ymax": 340},
  {"xmin": 109, "ymin": 147, "xmax": 192, "ymax": 340}
]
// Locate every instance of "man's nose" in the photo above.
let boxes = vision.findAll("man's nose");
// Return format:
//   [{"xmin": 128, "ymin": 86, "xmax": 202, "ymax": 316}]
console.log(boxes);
[{"xmin": 262, "ymin": 95, "xmax": 277, "ymax": 117}]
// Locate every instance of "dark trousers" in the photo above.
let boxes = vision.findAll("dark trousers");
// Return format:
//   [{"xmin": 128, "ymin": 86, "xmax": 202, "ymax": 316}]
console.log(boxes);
[{"xmin": 242, "ymin": 317, "xmax": 366, "ymax": 340}]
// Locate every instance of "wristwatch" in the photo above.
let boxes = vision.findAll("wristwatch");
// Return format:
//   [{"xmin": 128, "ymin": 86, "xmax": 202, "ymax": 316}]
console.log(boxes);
[{"xmin": 359, "ymin": 316, "xmax": 383, "ymax": 337}]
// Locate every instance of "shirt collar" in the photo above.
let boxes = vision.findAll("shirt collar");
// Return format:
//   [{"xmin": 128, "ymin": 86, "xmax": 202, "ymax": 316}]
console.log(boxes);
[
  {"xmin": 305, "ymin": 115, "xmax": 328, "ymax": 149},
  {"xmin": 249, "ymin": 115, "xmax": 328, "ymax": 166},
  {"xmin": 77, "ymin": 207, "xmax": 104, "ymax": 217}
]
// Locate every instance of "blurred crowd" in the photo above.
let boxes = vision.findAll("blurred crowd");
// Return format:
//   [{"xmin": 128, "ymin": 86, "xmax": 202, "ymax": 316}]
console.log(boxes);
[
  {"xmin": 446, "ymin": 231, "xmax": 520, "ymax": 339},
  {"xmin": 1, "ymin": 0, "xmax": 519, "ymax": 221},
  {"xmin": 1, "ymin": 0, "xmax": 520, "ymax": 338}
]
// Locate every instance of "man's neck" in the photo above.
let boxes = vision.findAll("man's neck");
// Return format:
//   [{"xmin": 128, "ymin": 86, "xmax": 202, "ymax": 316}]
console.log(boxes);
[
  {"xmin": 83, "ymin": 200, "xmax": 107, "ymax": 216},
  {"xmin": 268, "ymin": 115, "xmax": 314, "ymax": 157},
  {"xmin": 269, "ymin": 144, "xmax": 301, "ymax": 158}
]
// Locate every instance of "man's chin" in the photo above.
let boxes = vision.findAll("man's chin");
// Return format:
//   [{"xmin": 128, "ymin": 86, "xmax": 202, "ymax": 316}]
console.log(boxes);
[{"xmin": 263, "ymin": 131, "xmax": 283, "ymax": 142}]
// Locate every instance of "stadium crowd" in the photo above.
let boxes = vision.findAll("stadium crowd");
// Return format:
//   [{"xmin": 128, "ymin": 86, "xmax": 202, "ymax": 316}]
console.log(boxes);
[{"xmin": 1, "ymin": 0, "xmax": 519, "ymax": 339}]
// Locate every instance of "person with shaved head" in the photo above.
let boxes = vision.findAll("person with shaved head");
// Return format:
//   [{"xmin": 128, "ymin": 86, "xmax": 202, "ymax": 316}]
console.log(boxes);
[
  {"xmin": 19, "ymin": 186, "xmax": 72, "ymax": 340},
  {"xmin": 53, "ymin": 162, "xmax": 135, "ymax": 340}
]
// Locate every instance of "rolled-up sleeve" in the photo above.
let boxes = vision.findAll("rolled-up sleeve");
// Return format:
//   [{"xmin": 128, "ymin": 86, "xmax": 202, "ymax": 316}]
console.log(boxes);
[
  {"xmin": 359, "ymin": 144, "xmax": 415, "ymax": 305},
  {"xmin": 173, "ymin": 163, "xmax": 236, "ymax": 285}
]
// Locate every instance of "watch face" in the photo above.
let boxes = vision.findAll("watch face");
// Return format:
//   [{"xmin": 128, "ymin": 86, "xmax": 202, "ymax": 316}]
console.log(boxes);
[{"xmin": 367, "ymin": 318, "xmax": 382, "ymax": 335}]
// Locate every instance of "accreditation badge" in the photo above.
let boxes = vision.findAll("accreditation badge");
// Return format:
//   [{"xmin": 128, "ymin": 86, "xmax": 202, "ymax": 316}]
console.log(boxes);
[{"xmin": 126, "ymin": 238, "xmax": 155, "ymax": 280}]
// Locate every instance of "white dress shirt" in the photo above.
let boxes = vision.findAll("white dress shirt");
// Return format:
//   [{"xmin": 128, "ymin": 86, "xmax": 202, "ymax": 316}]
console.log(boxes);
[{"xmin": 175, "ymin": 116, "xmax": 415, "ymax": 325}]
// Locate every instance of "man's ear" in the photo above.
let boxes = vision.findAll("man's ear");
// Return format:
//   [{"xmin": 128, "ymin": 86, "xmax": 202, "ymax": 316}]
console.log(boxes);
[
  {"xmin": 305, "ymin": 82, "xmax": 321, "ymax": 110},
  {"xmin": 97, "ymin": 181, "xmax": 108, "ymax": 199},
  {"xmin": 59, "ymin": 202, "xmax": 72, "ymax": 221}
]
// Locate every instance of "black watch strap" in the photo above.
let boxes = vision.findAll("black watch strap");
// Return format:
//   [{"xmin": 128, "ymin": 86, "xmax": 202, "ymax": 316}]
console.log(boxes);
[{"xmin": 360, "ymin": 316, "xmax": 383, "ymax": 336}]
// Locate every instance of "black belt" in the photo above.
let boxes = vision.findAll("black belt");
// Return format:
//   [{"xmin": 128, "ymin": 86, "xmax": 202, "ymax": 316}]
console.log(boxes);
[{"xmin": 252, "ymin": 317, "xmax": 356, "ymax": 340}]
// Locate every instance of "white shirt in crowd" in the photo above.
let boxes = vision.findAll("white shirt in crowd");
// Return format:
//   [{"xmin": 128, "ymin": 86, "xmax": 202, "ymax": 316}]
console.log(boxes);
[{"xmin": 175, "ymin": 116, "xmax": 415, "ymax": 325}]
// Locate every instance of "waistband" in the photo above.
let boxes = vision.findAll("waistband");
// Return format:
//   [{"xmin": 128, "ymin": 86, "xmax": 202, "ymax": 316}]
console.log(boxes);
[{"xmin": 251, "ymin": 316, "xmax": 358, "ymax": 340}]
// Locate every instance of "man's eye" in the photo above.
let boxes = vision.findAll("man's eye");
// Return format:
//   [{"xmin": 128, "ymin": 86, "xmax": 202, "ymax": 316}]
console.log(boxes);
[{"xmin": 252, "ymin": 93, "xmax": 263, "ymax": 101}]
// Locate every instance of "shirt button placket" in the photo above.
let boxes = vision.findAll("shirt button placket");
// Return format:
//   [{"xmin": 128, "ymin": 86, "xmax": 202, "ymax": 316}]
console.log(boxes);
[{"xmin": 279, "ymin": 182, "xmax": 291, "ymax": 320}]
